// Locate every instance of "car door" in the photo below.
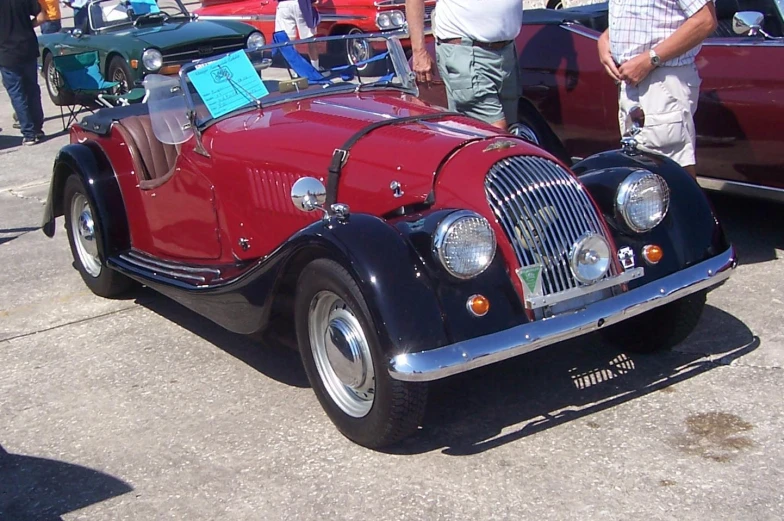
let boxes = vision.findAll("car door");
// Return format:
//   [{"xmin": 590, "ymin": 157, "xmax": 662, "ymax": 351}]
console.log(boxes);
[
  {"xmin": 518, "ymin": 22, "xmax": 620, "ymax": 160},
  {"xmin": 694, "ymin": 38, "xmax": 784, "ymax": 189}
]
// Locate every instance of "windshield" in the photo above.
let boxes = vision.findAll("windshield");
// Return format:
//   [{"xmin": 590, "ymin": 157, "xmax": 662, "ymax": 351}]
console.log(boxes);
[
  {"xmin": 178, "ymin": 33, "xmax": 417, "ymax": 127},
  {"xmin": 88, "ymin": 0, "xmax": 188, "ymax": 31}
]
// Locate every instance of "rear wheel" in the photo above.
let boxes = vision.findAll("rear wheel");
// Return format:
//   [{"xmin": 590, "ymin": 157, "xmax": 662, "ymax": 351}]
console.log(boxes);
[
  {"xmin": 63, "ymin": 175, "xmax": 133, "ymax": 298},
  {"xmin": 295, "ymin": 259, "xmax": 428, "ymax": 448},
  {"xmin": 600, "ymin": 290, "xmax": 707, "ymax": 353},
  {"xmin": 43, "ymin": 52, "xmax": 74, "ymax": 106}
]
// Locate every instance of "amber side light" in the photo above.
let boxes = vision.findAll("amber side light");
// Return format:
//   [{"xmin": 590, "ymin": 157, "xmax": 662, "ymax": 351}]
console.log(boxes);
[
  {"xmin": 159, "ymin": 64, "xmax": 181, "ymax": 75},
  {"xmin": 642, "ymin": 244, "xmax": 664, "ymax": 264},
  {"xmin": 130, "ymin": 59, "xmax": 139, "ymax": 69},
  {"xmin": 467, "ymin": 295, "xmax": 490, "ymax": 317}
]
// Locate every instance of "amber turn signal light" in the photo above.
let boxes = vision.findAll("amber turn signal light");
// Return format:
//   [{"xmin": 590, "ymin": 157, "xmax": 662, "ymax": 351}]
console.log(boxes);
[
  {"xmin": 466, "ymin": 294, "xmax": 490, "ymax": 317},
  {"xmin": 642, "ymin": 244, "xmax": 663, "ymax": 265}
]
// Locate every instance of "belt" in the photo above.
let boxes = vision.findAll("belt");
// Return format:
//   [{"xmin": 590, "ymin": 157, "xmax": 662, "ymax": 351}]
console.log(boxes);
[{"xmin": 437, "ymin": 37, "xmax": 512, "ymax": 50}]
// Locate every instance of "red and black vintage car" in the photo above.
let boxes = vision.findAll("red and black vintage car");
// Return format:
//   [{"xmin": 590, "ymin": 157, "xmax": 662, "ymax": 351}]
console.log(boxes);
[
  {"xmin": 418, "ymin": 0, "xmax": 784, "ymax": 202},
  {"xmin": 43, "ymin": 34, "xmax": 735, "ymax": 448}
]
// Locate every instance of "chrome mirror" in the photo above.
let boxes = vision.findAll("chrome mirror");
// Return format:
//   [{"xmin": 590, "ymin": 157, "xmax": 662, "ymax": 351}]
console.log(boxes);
[
  {"xmin": 621, "ymin": 105, "xmax": 645, "ymax": 153},
  {"xmin": 733, "ymin": 11, "xmax": 764, "ymax": 35},
  {"xmin": 291, "ymin": 177, "xmax": 327, "ymax": 212},
  {"xmin": 71, "ymin": 28, "xmax": 83, "ymax": 38}
]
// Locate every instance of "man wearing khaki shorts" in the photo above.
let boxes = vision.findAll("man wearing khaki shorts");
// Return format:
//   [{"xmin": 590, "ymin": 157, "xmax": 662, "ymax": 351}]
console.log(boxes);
[
  {"xmin": 598, "ymin": 0, "xmax": 717, "ymax": 177},
  {"xmin": 406, "ymin": 0, "xmax": 523, "ymax": 130},
  {"xmin": 275, "ymin": 0, "xmax": 321, "ymax": 69}
]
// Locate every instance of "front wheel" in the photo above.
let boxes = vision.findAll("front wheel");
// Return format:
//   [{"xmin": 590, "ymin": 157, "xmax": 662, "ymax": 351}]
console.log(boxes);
[
  {"xmin": 63, "ymin": 175, "xmax": 133, "ymax": 298},
  {"xmin": 600, "ymin": 290, "xmax": 707, "ymax": 353},
  {"xmin": 107, "ymin": 56, "xmax": 133, "ymax": 95},
  {"xmin": 295, "ymin": 259, "xmax": 428, "ymax": 448},
  {"xmin": 345, "ymin": 27, "xmax": 384, "ymax": 77}
]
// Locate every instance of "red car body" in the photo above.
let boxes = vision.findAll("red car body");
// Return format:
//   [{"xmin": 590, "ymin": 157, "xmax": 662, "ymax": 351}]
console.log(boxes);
[
  {"xmin": 418, "ymin": 1, "xmax": 784, "ymax": 201},
  {"xmin": 195, "ymin": 0, "xmax": 436, "ymax": 51},
  {"xmin": 41, "ymin": 35, "xmax": 735, "ymax": 447}
]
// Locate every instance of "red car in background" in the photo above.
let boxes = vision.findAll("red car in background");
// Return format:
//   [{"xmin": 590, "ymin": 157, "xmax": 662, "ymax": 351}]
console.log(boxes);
[
  {"xmin": 418, "ymin": 1, "xmax": 784, "ymax": 202},
  {"xmin": 196, "ymin": 0, "xmax": 435, "ymax": 69}
]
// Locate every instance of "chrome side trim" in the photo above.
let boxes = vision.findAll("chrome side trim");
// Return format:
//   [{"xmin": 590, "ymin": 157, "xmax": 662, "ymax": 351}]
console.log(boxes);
[
  {"xmin": 526, "ymin": 266, "xmax": 644, "ymax": 309},
  {"xmin": 697, "ymin": 177, "xmax": 784, "ymax": 203},
  {"xmin": 388, "ymin": 246, "xmax": 736, "ymax": 382}
]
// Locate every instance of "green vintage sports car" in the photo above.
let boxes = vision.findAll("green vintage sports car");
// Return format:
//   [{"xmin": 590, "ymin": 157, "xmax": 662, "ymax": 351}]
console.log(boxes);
[{"xmin": 38, "ymin": 0, "xmax": 265, "ymax": 105}]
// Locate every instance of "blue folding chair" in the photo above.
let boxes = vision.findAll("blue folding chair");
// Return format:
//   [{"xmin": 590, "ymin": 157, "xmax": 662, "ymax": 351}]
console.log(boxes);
[{"xmin": 52, "ymin": 51, "xmax": 145, "ymax": 129}]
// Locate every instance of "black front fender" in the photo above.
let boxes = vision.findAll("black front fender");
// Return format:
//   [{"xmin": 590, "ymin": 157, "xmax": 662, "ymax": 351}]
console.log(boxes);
[
  {"xmin": 572, "ymin": 150, "xmax": 730, "ymax": 286},
  {"xmin": 42, "ymin": 143, "xmax": 130, "ymax": 258}
]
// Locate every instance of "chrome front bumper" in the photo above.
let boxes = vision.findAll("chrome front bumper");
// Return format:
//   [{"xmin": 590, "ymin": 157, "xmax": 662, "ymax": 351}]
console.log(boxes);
[{"xmin": 388, "ymin": 246, "xmax": 737, "ymax": 382}]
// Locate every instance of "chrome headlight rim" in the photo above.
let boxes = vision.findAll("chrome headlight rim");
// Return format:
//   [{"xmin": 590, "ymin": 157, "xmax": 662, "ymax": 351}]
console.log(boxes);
[
  {"xmin": 615, "ymin": 170, "xmax": 671, "ymax": 233},
  {"xmin": 569, "ymin": 232, "xmax": 611, "ymax": 285},
  {"xmin": 141, "ymin": 48, "xmax": 163, "ymax": 72},
  {"xmin": 246, "ymin": 31, "xmax": 266, "ymax": 51},
  {"xmin": 432, "ymin": 210, "xmax": 497, "ymax": 280}
]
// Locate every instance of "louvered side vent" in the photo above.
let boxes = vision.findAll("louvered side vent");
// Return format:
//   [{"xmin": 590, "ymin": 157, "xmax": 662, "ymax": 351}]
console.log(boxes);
[{"xmin": 485, "ymin": 156, "xmax": 619, "ymax": 299}]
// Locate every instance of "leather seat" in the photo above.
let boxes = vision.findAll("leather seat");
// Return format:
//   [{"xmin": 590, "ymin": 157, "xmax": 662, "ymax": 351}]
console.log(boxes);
[
  {"xmin": 115, "ymin": 115, "xmax": 179, "ymax": 189},
  {"xmin": 713, "ymin": 0, "xmax": 740, "ymax": 37}
]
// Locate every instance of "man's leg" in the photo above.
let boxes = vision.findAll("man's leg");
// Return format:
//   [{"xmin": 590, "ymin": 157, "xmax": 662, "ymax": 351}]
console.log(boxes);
[
  {"xmin": 293, "ymin": 7, "xmax": 319, "ymax": 68},
  {"xmin": 40, "ymin": 20, "xmax": 62, "ymax": 34},
  {"xmin": 1, "ymin": 65, "xmax": 36, "ymax": 142},
  {"xmin": 21, "ymin": 60, "xmax": 45, "ymax": 137}
]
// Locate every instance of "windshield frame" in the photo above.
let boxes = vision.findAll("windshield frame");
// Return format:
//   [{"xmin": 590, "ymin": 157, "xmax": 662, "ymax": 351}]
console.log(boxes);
[
  {"xmin": 87, "ymin": 0, "xmax": 191, "ymax": 33},
  {"xmin": 177, "ymin": 32, "xmax": 419, "ymax": 130}
]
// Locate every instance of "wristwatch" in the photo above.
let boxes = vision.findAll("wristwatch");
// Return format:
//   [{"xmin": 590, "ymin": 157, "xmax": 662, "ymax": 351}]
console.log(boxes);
[{"xmin": 649, "ymin": 49, "xmax": 661, "ymax": 67}]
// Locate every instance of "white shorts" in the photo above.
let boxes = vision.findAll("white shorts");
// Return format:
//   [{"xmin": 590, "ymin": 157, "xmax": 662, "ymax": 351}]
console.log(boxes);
[
  {"xmin": 275, "ymin": 0, "xmax": 314, "ymax": 40},
  {"xmin": 618, "ymin": 64, "xmax": 701, "ymax": 167}
]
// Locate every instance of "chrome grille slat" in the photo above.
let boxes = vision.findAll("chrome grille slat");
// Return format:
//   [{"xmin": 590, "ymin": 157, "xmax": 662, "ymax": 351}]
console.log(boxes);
[
  {"xmin": 485, "ymin": 156, "xmax": 617, "ymax": 300},
  {"xmin": 503, "ymin": 159, "xmax": 572, "ymax": 292},
  {"xmin": 489, "ymin": 167, "xmax": 559, "ymax": 293},
  {"xmin": 492, "ymin": 163, "xmax": 566, "ymax": 293},
  {"xmin": 514, "ymin": 158, "xmax": 578, "ymax": 290}
]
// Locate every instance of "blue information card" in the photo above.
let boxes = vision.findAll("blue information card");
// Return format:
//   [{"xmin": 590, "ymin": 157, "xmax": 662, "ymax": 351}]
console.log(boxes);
[
  {"xmin": 187, "ymin": 51, "xmax": 270, "ymax": 119},
  {"xmin": 129, "ymin": 0, "xmax": 160, "ymax": 15}
]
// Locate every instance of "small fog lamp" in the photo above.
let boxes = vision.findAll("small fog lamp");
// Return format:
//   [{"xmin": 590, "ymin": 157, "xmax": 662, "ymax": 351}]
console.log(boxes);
[{"xmin": 570, "ymin": 233, "xmax": 611, "ymax": 284}]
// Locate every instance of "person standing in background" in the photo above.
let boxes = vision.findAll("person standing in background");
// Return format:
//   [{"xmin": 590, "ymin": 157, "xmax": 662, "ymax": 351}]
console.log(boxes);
[
  {"xmin": 275, "ymin": 0, "xmax": 322, "ymax": 70},
  {"xmin": 1, "ymin": 0, "xmax": 46, "ymax": 145},
  {"xmin": 406, "ymin": 0, "xmax": 523, "ymax": 130},
  {"xmin": 64, "ymin": 0, "xmax": 90, "ymax": 30},
  {"xmin": 37, "ymin": 0, "xmax": 62, "ymax": 33},
  {"xmin": 598, "ymin": 0, "xmax": 717, "ymax": 177}
]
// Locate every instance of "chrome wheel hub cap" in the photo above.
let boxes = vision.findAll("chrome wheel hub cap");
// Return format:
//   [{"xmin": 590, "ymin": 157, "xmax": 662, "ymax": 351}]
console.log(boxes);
[
  {"xmin": 309, "ymin": 291, "xmax": 375, "ymax": 417},
  {"xmin": 347, "ymin": 32, "xmax": 370, "ymax": 65},
  {"xmin": 70, "ymin": 194, "xmax": 102, "ymax": 278}
]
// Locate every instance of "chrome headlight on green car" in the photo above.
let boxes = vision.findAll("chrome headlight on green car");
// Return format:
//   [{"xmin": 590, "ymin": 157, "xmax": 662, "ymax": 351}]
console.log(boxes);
[
  {"xmin": 142, "ymin": 48, "xmax": 163, "ymax": 71},
  {"xmin": 246, "ymin": 32, "xmax": 266, "ymax": 51}
]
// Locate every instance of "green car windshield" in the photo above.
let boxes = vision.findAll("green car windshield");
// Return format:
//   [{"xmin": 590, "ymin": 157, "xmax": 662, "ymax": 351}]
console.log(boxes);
[
  {"xmin": 174, "ymin": 33, "xmax": 418, "ymax": 128},
  {"xmin": 88, "ymin": 0, "xmax": 189, "ymax": 32}
]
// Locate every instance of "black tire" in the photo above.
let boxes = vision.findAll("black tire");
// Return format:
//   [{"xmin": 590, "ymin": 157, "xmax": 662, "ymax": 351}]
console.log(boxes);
[
  {"xmin": 346, "ymin": 27, "xmax": 385, "ymax": 77},
  {"xmin": 107, "ymin": 56, "xmax": 133, "ymax": 95},
  {"xmin": 515, "ymin": 110, "xmax": 573, "ymax": 166},
  {"xmin": 295, "ymin": 258, "xmax": 428, "ymax": 448},
  {"xmin": 63, "ymin": 175, "xmax": 133, "ymax": 298},
  {"xmin": 547, "ymin": 0, "xmax": 565, "ymax": 9},
  {"xmin": 43, "ymin": 52, "xmax": 75, "ymax": 106},
  {"xmin": 600, "ymin": 290, "xmax": 707, "ymax": 353}
]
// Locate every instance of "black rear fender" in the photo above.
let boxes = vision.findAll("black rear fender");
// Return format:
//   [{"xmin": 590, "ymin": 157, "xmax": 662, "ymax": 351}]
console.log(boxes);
[{"xmin": 42, "ymin": 143, "xmax": 130, "ymax": 259}]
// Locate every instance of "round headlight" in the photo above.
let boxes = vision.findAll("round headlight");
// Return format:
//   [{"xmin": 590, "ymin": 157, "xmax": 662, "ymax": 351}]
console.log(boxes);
[
  {"xmin": 142, "ymin": 48, "xmax": 163, "ymax": 71},
  {"xmin": 433, "ymin": 211, "xmax": 496, "ymax": 279},
  {"xmin": 389, "ymin": 10, "xmax": 406, "ymax": 27},
  {"xmin": 570, "ymin": 233, "xmax": 611, "ymax": 284},
  {"xmin": 247, "ymin": 31, "xmax": 265, "ymax": 51},
  {"xmin": 376, "ymin": 12, "xmax": 392, "ymax": 29},
  {"xmin": 615, "ymin": 170, "xmax": 670, "ymax": 233}
]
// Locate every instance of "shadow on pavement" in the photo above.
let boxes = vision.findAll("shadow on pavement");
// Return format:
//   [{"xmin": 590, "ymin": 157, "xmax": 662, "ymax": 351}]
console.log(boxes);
[
  {"xmin": 138, "ymin": 293, "xmax": 310, "ymax": 389},
  {"xmin": 708, "ymin": 192, "xmax": 783, "ymax": 265},
  {"xmin": 0, "ymin": 445, "xmax": 132, "ymax": 521},
  {"xmin": 0, "ymin": 227, "xmax": 39, "ymax": 246},
  {"xmin": 0, "ymin": 134, "xmax": 22, "ymax": 151},
  {"xmin": 388, "ymin": 305, "xmax": 757, "ymax": 455}
]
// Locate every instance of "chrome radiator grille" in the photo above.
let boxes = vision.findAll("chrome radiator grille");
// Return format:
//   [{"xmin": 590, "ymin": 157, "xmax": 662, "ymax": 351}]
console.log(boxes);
[{"xmin": 485, "ymin": 156, "xmax": 618, "ymax": 297}]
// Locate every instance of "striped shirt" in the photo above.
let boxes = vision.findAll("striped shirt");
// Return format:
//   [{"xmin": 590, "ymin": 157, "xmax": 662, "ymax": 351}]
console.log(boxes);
[{"xmin": 609, "ymin": 0, "xmax": 711, "ymax": 66}]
